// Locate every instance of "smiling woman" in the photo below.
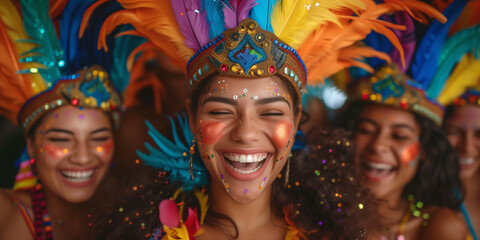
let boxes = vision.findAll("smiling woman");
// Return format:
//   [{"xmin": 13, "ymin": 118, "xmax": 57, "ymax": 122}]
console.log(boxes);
[
  {"xmin": 81, "ymin": 0, "xmax": 443, "ymax": 239},
  {"xmin": 0, "ymin": 0, "xmax": 124, "ymax": 239}
]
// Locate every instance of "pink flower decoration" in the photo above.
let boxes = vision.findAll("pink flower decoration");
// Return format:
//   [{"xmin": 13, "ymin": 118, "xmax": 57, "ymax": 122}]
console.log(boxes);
[{"xmin": 159, "ymin": 199, "xmax": 180, "ymax": 228}]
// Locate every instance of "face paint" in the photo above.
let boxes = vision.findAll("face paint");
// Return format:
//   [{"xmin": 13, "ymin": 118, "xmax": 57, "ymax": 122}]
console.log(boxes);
[
  {"xmin": 273, "ymin": 121, "xmax": 293, "ymax": 149},
  {"xmin": 44, "ymin": 143, "xmax": 68, "ymax": 159},
  {"xmin": 199, "ymin": 120, "xmax": 225, "ymax": 145},
  {"xmin": 400, "ymin": 141, "xmax": 420, "ymax": 167},
  {"xmin": 100, "ymin": 139, "xmax": 114, "ymax": 158}
]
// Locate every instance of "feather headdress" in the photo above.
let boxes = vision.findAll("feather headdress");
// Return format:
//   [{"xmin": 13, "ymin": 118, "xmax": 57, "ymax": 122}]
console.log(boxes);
[
  {"xmin": 81, "ymin": 0, "xmax": 448, "ymax": 94},
  {"xmin": 345, "ymin": 0, "xmax": 468, "ymax": 126}
]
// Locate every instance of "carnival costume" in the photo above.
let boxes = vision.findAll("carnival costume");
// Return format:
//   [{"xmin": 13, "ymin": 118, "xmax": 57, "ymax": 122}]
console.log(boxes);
[
  {"xmin": 434, "ymin": 23, "xmax": 480, "ymax": 240},
  {"xmin": 82, "ymin": 0, "xmax": 448, "ymax": 239},
  {"xmin": 0, "ymin": 0, "xmax": 135, "ymax": 239},
  {"xmin": 343, "ymin": 1, "xmax": 474, "ymax": 239}
]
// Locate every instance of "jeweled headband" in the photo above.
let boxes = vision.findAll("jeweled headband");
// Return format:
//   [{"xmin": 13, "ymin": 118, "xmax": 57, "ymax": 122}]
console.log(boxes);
[
  {"xmin": 187, "ymin": 18, "xmax": 306, "ymax": 98},
  {"xmin": 348, "ymin": 64, "xmax": 445, "ymax": 125},
  {"xmin": 18, "ymin": 65, "xmax": 122, "ymax": 133}
]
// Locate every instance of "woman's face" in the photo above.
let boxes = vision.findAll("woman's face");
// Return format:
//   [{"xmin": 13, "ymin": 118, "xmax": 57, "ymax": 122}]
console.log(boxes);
[
  {"xmin": 353, "ymin": 104, "xmax": 420, "ymax": 200},
  {"xmin": 188, "ymin": 75, "xmax": 301, "ymax": 203},
  {"xmin": 27, "ymin": 105, "xmax": 114, "ymax": 203},
  {"xmin": 444, "ymin": 105, "xmax": 480, "ymax": 180}
]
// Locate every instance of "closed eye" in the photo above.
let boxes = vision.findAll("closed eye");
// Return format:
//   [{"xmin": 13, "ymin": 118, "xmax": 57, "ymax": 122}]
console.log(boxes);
[
  {"xmin": 260, "ymin": 112, "xmax": 284, "ymax": 116},
  {"xmin": 92, "ymin": 137, "xmax": 110, "ymax": 142},
  {"xmin": 48, "ymin": 137, "xmax": 70, "ymax": 142},
  {"xmin": 209, "ymin": 111, "xmax": 232, "ymax": 115}
]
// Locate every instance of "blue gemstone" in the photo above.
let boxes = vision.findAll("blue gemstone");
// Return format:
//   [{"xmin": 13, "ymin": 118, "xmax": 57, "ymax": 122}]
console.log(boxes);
[{"xmin": 274, "ymin": 40, "xmax": 278, "ymax": 44}]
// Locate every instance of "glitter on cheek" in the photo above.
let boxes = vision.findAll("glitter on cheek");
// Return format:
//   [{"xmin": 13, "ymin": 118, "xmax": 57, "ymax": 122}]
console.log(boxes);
[
  {"xmin": 273, "ymin": 121, "xmax": 293, "ymax": 149},
  {"xmin": 400, "ymin": 141, "xmax": 420, "ymax": 167},
  {"xmin": 97, "ymin": 140, "xmax": 114, "ymax": 159},
  {"xmin": 44, "ymin": 143, "xmax": 68, "ymax": 159},
  {"xmin": 79, "ymin": 114, "xmax": 85, "ymax": 119},
  {"xmin": 199, "ymin": 120, "xmax": 225, "ymax": 145}
]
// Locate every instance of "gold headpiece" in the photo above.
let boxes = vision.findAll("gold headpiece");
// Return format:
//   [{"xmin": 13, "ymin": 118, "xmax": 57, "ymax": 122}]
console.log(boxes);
[
  {"xmin": 18, "ymin": 66, "xmax": 122, "ymax": 133},
  {"xmin": 348, "ymin": 64, "xmax": 444, "ymax": 125},
  {"xmin": 187, "ymin": 19, "xmax": 306, "ymax": 97}
]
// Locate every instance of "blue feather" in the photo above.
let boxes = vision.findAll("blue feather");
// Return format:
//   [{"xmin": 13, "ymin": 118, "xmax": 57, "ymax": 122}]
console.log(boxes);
[
  {"xmin": 428, "ymin": 24, "xmax": 480, "ymax": 99},
  {"xmin": 59, "ymin": 0, "xmax": 96, "ymax": 74},
  {"xmin": 110, "ymin": 26, "xmax": 146, "ymax": 92},
  {"xmin": 250, "ymin": 0, "xmax": 277, "ymax": 32},
  {"xmin": 19, "ymin": 0, "xmax": 65, "ymax": 86},
  {"xmin": 202, "ymin": 0, "xmax": 226, "ymax": 39},
  {"xmin": 137, "ymin": 113, "xmax": 208, "ymax": 190},
  {"xmin": 410, "ymin": 0, "xmax": 468, "ymax": 96}
]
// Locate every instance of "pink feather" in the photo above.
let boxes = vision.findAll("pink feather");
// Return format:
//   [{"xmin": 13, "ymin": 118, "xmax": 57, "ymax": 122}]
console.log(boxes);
[
  {"xmin": 159, "ymin": 199, "xmax": 180, "ymax": 228},
  {"xmin": 390, "ymin": 11, "xmax": 415, "ymax": 72},
  {"xmin": 170, "ymin": 0, "xmax": 210, "ymax": 52},
  {"xmin": 223, "ymin": 0, "xmax": 258, "ymax": 29}
]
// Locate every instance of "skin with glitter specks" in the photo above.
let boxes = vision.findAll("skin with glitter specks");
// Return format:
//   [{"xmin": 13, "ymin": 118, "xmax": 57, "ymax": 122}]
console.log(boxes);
[
  {"xmin": 29, "ymin": 105, "xmax": 114, "ymax": 204},
  {"xmin": 187, "ymin": 75, "xmax": 301, "ymax": 204}
]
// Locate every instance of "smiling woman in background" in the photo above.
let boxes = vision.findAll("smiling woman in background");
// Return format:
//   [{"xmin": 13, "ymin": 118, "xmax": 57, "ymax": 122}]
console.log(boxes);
[
  {"xmin": 335, "ymin": 2, "xmax": 471, "ymax": 238},
  {"xmin": 0, "ymin": 0, "xmax": 124, "ymax": 239}
]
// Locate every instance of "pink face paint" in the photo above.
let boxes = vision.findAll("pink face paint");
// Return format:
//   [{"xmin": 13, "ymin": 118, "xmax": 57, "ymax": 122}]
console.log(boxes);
[
  {"xmin": 273, "ymin": 121, "xmax": 293, "ymax": 149},
  {"xmin": 44, "ymin": 143, "xmax": 68, "ymax": 159},
  {"xmin": 199, "ymin": 120, "xmax": 225, "ymax": 145},
  {"xmin": 400, "ymin": 141, "xmax": 420, "ymax": 167},
  {"xmin": 96, "ymin": 139, "xmax": 114, "ymax": 159}
]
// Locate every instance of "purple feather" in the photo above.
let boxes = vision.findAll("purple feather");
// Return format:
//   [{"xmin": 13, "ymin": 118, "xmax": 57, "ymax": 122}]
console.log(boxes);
[
  {"xmin": 390, "ymin": 11, "xmax": 415, "ymax": 73},
  {"xmin": 223, "ymin": 0, "xmax": 258, "ymax": 29},
  {"xmin": 170, "ymin": 0, "xmax": 210, "ymax": 52}
]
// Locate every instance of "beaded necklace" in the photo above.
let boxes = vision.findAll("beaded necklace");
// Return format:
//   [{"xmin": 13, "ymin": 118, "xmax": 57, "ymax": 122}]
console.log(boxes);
[
  {"xmin": 31, "ymin": 183, "xmax": 53, "ymax": 240},
  {"xmin": 384, "ymin": 195, "xmax": 430, "ymax": 240}
]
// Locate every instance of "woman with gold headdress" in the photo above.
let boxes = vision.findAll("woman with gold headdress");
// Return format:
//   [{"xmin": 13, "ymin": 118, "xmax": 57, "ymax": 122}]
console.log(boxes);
[
  {"xmin": 436, "ymin": 24, "xmax": 480, "ymax": 240},
  {"xmin": 335, "ymin": 1, "xmax": 472, "ymax": 239},
  {"xmin": 0, "ymin": 0, "xmax": 128, "ymax": 239},
  {"xmin": 80, "ymin": 0, "xmax": 448, "ymax": 239}
]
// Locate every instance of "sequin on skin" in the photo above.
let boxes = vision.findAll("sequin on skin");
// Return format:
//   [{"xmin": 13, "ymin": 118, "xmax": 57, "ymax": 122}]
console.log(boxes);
[
  {"xmin": 199, "ymin": 120, "xmax": 225, "ymax": 145},
  {"xmin": 44, "ymin": 143, "xmax": 68, "ymax": 159},
  {"xmin": 400, "ymin": 141, "xmax": 420, "ymax": 167},
  {"xmin": 273, "ymin": 121, "xmax": 293, "ymax": 149}
]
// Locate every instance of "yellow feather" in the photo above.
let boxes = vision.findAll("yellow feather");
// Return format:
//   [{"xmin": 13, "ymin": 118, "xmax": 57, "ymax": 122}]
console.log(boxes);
[
  {"xmin": 271, "ymin": 0, "xmax": 365, "ymax": 49},
  {"xmin": 438, "ymin": 53, "xmax": 480, "ymax": 105},
  {"xmin": 194, "ymin": 190, "xmax": 209, "ymax": 225}
]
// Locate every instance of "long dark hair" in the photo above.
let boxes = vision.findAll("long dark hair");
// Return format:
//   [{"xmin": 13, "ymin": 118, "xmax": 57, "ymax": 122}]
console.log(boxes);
[
  {"xmin": 334, "ymin": 101, "xmax": 463, "ymax": 210},
  {"xmin": 87, "ymin": 78, "xmax": 378, "ymax": 239}
]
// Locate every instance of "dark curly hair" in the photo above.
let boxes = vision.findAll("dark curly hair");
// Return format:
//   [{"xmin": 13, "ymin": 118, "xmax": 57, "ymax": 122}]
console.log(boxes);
[
  {"xmin": 86, "ymin": 128, "xmax": 378, "ymax": 239},
  {"xmin": 334, "ymin": 101, "xmax": 463, "ymax": 210}
]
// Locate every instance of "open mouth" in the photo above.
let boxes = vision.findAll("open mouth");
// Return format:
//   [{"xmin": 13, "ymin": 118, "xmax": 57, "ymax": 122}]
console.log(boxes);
[
  {"xmin": 60, "ymin": 169, "xmax": 95, "ymax": 183},
  {"xmin": 223, "ymin": 152, "xmax": 269, "ymax": 174},
  {"xmin": 459, "ymin": 157, "xmax": 476, "ymax": 166},
  {"xmin": 361, "ymin": 161, "xmax": 396, "ymax": 180}
]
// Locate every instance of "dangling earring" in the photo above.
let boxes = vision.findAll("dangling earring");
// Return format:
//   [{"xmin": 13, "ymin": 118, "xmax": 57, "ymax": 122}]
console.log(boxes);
[
  {"xmin": 189, "ymin": 138, "xmax": 196, "ymax": 180},
  {"xmin": 284, "ymin": 152, "xmax": 292, "ymax": 187}
]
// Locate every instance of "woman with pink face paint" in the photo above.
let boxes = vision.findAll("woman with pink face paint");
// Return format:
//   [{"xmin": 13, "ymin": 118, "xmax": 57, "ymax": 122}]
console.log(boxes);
[
  {"xmin": 437, "ymin": 24, "xmax": 480, "ymax": 240},
  {"xmin": 0, "ymin": 1, "xmax": 125, "ymax": 239},
  {"xmin": 78, "ymin": 0, "xmax": 451, "ymax": 239}
]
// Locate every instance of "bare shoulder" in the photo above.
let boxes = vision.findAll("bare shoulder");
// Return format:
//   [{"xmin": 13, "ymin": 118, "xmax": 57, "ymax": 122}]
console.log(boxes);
[{"xmin": 418, "ymin": 207, "xmax": 469, "ymax": 240}]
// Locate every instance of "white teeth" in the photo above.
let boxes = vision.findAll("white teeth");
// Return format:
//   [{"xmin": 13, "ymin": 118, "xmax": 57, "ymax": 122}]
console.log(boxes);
[
  {"xmin": 226, "ymin": 162, "xmax": 264, "ymax": 174},
  {"xmin": 60, "ymin": 170, "xmax": 94, "ymax": 182},
  {"xmin": 459, "ymin": 158, "xmax": 475, "ymax": 165},
  {"xmin": 366, "ymin": 162, "xmax": 394, "ymax": 171},
  {"xmin": 223, "ymin": 153, "xmax": 267, "ymax": 163}
]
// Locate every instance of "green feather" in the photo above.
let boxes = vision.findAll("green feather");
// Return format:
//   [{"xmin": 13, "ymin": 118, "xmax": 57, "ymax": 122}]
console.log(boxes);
[{"xmin": 19, "ymin": 0, "xmax": 65, "ymax": 87}]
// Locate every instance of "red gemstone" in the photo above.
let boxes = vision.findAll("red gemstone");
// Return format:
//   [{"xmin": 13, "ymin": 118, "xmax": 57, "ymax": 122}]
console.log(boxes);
[
  {"xmin": 400, "ymin": 101, "xmax": 408, "ymax": 109},
  {"xmin": 71, "ymin": 98, "xmax": 79, "ymax": 105},
  {"xmin": 269, "ymin": 65, "xmax": 275, "ymax": 74},
  {"xmin": 30, "ymin": 158, "xmax": 35, "ymax": 164},
  {"xmin": 110, "ymin": 104, "xmax": 116, "ymax": 110},
  {"xmin": 361, "ymin": 93, "xmax": 368, "ymax": 101},
  {"xmin": 220, "ymin": 64, "xmax": 228, "ymax": 72}
]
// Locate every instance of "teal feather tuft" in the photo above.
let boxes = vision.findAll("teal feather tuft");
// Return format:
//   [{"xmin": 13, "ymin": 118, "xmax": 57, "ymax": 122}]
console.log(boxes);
[
  {"xmin": 19, "ymin": 0, "xmax": 65, "ymax": 87},
  {"xmin": 202, "ymin": 0, "xmax": 226, "ymax": 39},
  {"xmin": 428, "ymin": 24, "xmax": 480, "ymax": 99},
  {"xmin": 250, "ymin": 0, "xmax": 277, "ymax": 32},
  {"xmin": 137, "ymin": 112, "xmax": 208, "ymax": 190},
  {"xmin": 111, "ymin": 26, "xmax": 146, "ymax": 93}
]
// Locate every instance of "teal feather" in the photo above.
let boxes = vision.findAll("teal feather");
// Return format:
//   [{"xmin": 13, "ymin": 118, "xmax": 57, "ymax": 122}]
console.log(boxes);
[
  {"xmin": 202, "ymin": 0, "xmax": 226, "ymax": 39},
  {"xmin": 18, "ymin": 0, "xmax": 65, "ymax": 87},
  {"xmin": 428, "ymin": 24, "xmax": 480, "ymax": 99},
  {"xmin": 250, "ymin": 0, "xmax": 277, "ymax": 32},
  {"xmin": 111, "ymin": 27, "xmax": 146, "ymax": 93},
  {"xmin": 137, "ymin": 113, "xmax": 208, "ymax": 190}
]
